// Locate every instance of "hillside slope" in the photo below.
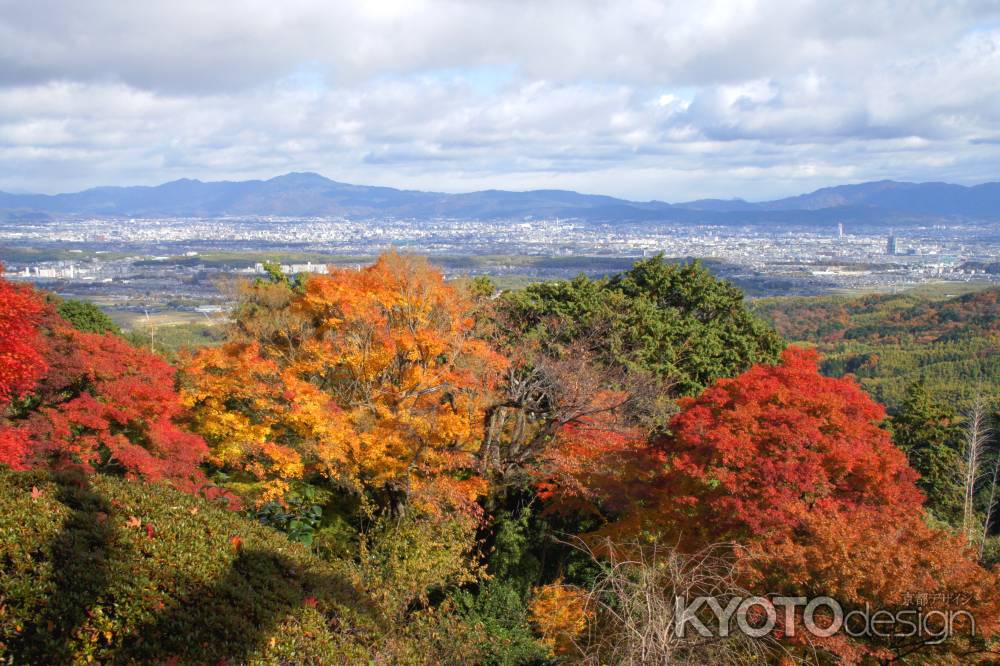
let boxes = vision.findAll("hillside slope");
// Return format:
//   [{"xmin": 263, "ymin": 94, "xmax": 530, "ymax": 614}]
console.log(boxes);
[
  {"xmin": 0, "ymin": 469, "xmax": 375, "ymax": 664},
  {"xmin": 754, "ymin": 287, "xmax": 1000, "ymax": 410}
]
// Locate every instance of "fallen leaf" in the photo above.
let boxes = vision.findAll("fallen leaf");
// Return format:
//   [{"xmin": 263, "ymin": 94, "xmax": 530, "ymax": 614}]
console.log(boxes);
[
  {"xmin": 30, "ymin": 486, "xmax": 42, "ymax": 500},
  {"xmin": 229, "ymin": 534, "xmax": 243, "ymax": 552},
  {"xmin": 145, "ymin": 523, "xmax": 156, "ymax": 540},
  {"xmin": 126, "ymin": 516, "xmax": 141, "ymax": 529}
]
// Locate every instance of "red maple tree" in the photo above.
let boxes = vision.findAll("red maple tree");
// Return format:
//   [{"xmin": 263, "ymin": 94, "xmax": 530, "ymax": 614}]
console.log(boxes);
[
  {"xmin": 0, "ymin": 267, "xmax": 47, "ymax": 408},
  {"xmin": 652, "ymin": 346, "xmax": 922, "ymax": 546},
  {"xmin": 0, "ymin": 275, "xmax": 209, "ymax": 491},
  {"xmin": 541, "ymin": 346, "xmax": 997, "ymax": 662},
  {"xmin": 25, "ymin": 313, "xmax": 209, "ymax": 490}
]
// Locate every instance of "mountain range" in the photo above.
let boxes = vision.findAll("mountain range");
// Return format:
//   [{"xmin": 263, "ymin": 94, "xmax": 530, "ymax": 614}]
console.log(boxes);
[{"xmin": 2, "ymin": 172, "xmax": 999, "ymax": 225}]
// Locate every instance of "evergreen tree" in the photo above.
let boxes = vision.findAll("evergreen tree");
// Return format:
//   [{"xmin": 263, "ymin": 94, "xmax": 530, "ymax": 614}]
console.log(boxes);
[
  {"xmin": 892, "ymin": 379, "xmax": 964, "ymax": 524},
  {"xmin": 498, "ymin": 255, "xmax": 784, "ymax": 396}
]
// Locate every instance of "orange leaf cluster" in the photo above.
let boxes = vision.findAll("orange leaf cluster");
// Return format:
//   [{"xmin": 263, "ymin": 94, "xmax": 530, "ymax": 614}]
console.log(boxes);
[
  {"xmin": 183, "ymin": 252, "xmax": 506, "ymax": 512},
  {"xmin": 528, "ymin": 582, "xmax": 592, "ymax": 657},
  {"xmin": 749, "ymin": 508, "xmax": 1000, "ymax": 663}
]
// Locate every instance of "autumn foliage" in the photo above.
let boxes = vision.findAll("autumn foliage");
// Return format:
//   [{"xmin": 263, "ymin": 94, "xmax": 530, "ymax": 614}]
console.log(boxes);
[
  {"xmin": 0, "ymin": 267, "xmax": 47, "ymax": 409},
  {"xmin": 3, "ymin": 255, "xmax": 1000, "ymax": 663},
  {"xmin": 654, "ymin": 346, "xmax": 922, "ymax": 545},
  {"xmin": 182, "ymin": 252, "xmax": 506, "ymax": 512},
  {"xmin": 538, "ymin": 347, "xmax": 922, "ymax": 543},
  {"xmin": 751, "ymin": 507, "xmax": 1000, "ymax": 663},
  {"xmin": 534, "ymin": 346, "xmax": 1000, "ymax": 661},
  {"xmin": 0, "ymin": 275, "xmax": 209, "ymax": 490},
  {"xmin": 528, "ymin": 582, "xmax": 591, "ymax": 656}
]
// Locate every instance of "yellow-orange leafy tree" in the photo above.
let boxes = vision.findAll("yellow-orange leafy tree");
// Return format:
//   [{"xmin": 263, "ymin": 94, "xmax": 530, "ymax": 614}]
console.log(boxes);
[
  {"xmin": 528, "ymin": 581, "xmax": 592, "ymax": 657},
  {"xmin": 181, "ymin": 253, "xmax": 506, "ymax": 516}
]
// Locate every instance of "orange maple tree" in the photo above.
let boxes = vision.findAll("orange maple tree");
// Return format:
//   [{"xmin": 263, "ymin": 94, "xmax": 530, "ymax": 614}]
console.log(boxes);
[
  {"xmin": 528, "ymin": 581, "xmax": 592, "ymax": 657},
  {"xmin": 533, "ymin": 412, "xmax": 658, "ymax": 520},
  {"xmin": 182, "ymin": 252, "xmax": 506, "ymax": 513},
  {"xmin": 750, "ymin": 507, "xmax": 1000, "ymax": 663}
]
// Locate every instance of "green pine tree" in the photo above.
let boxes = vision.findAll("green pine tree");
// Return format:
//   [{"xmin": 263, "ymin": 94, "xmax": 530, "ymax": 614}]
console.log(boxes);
[{"xmin": 892, "ymin": 379, "xmax": 964, "ymax": 524}]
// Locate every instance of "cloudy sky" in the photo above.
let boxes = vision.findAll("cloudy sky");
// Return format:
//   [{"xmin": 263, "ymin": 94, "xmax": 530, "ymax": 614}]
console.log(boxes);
[{"xmin": 2, "ymin": 1, "xmax": 1000, "ymax": 200}]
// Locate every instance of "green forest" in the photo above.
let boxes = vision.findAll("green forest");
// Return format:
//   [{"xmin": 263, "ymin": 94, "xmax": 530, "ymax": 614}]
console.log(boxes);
[{"xmin": 754, "ymin": 287, "xmax": 1000, "ymax": 410}]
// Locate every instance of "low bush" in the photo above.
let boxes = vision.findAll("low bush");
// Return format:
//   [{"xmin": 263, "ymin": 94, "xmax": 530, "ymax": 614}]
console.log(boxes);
[
  {"xmin": 0, "ymin": 468, "xmax": 376, "ymax": 664},
  {"xmin": 451, "ymin": 581, "xmax": 550, "ymax": 666}
]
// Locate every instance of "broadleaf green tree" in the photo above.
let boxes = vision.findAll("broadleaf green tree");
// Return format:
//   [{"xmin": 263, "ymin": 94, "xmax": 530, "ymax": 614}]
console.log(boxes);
[{"xmin": 55, "ymin": 299, "xmax": 121, "ymax": 335}]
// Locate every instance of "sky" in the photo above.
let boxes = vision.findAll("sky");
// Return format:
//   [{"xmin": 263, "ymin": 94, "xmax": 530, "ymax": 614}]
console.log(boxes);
[{"xmin": 2, "ymin": 1, "xmax": 1000, "ymax": 201}]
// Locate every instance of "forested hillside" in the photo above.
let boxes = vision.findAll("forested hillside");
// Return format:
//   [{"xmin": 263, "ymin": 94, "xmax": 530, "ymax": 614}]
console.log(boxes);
[
  {"xmin": 3, "ymin": 256, "xmax": 1000, "ymax": 664},
  {"xmin": 755, "ymin": 287, "xmax": 1000, "ymax": 410}
]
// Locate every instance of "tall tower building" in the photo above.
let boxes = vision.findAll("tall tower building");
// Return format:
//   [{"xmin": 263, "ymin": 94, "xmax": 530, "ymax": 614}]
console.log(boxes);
[
  {"xmin": 887, "ymin": 234, "xmax": 897, "ymax": 256},
  {"xmin": 837, "ymin": 222, "xmax": 844, "ymax": 239}
]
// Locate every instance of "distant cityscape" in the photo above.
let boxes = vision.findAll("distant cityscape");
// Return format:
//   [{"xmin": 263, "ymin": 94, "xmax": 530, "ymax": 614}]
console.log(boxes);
[{"xmin": 2, "ymin": 213, "xmax": 998, "ymax": 329}]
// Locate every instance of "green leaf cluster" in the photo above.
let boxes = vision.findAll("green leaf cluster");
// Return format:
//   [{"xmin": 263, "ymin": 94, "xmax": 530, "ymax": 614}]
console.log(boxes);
[{"xmin": 500, "ymin": 255, "xmax": 784, "ymax": 395}]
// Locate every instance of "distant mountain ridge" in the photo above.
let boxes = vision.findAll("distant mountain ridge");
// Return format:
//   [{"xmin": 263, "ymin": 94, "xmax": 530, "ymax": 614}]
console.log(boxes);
[
  {"xmin": 677, "ymin": 180, "xmax": 1000, "ymax": 217},
  {"xmin": 1, "ymin": 172, "xmax": 998, "ymax": 225}
]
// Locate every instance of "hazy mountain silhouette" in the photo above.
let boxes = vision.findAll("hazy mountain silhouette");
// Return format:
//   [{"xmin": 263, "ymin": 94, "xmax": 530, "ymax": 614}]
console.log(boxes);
[{"xmin": 1, "ymin": 173, "xmax": 998, "ymax": 225}]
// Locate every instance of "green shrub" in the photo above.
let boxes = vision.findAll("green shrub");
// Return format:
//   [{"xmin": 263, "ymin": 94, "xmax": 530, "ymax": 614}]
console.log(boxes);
[
  {"xmin": 0, "ymin": 468, "xmax": 375, "ymax": 664},
  {"xmin": 375, "ymin": 601, "xmax": 490, "ymax": 665},
  {"xmin": 252, "ymin": 482, "xmax": 328, "ymax": 546},
  {"xmin": 55, "ymin": 299, "xmax": 121, "ymax": 335},
  {"xmin": 980, "ymin": 535, "xmax": 1000, "ymax": 568},
  {"xmin": 451, "ymin": 581, "xmax": 550, "ymax": 666},
  {"xmin": 353, "ymin": 513, "xmax": 482, "ymax": 623}
]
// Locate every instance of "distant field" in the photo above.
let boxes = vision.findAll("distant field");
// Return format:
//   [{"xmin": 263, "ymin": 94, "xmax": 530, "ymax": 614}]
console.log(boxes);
[
  {"xmin": 0, "ymin": 246, "xmax": 135, "ymax": 263},
  {"xmin": 120, "ymin": 321, "xmax": 227, "ymax": 359},
  {"xmin": 108, "ymin": 310, "xmax": 225, "ymax": 330},
  {"xmin": 489, "ymin": 275, "xmax": 546, "ymax": 290},
  {"xmin": 830, "ymin": 280, "xmax": 997, "ymax": 299}
]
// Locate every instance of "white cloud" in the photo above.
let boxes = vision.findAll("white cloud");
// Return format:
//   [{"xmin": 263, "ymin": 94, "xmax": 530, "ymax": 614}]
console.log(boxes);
[{"xmin": 1, "ymin": 0, "xmax": 1000, "ymax": 199}]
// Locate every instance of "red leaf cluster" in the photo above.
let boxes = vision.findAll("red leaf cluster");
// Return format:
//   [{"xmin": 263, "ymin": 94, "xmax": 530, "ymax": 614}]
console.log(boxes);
[
  {"xmin": 0, "ymin": 274, "xmax": 209, "ymax": 490},
  {"xmin": 655, "ymin": 346, "xmax": 921, "ymax": 546},
  {"xmin": 0, "ymin": 267, "xmax": 47, "ymax": 409}
]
